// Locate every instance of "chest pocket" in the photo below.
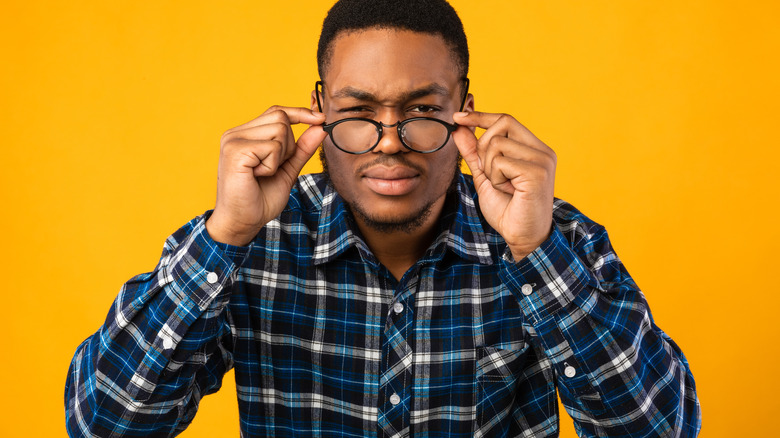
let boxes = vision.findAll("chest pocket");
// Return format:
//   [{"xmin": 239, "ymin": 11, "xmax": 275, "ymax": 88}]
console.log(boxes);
[{"xmin": 475, "ymin": 343, "xmax": 529, "ymax": 435}]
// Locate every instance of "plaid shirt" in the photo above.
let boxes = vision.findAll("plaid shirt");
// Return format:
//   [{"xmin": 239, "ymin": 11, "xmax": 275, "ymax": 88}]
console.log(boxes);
[{"xmin": 66, "ymin": 172, "xmax": 701, "ymax": 437}]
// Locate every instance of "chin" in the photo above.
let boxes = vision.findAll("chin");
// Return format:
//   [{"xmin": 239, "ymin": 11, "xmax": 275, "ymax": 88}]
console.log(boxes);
[{"xmin": 348, "ymin": 199, "xmax": 435, "ymax": 234}]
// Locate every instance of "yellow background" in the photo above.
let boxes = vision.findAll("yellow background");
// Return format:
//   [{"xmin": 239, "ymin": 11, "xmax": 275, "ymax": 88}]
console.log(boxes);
[{"xmin": 1, "ymin": 1, "xmax": 778, "ymax": 436}]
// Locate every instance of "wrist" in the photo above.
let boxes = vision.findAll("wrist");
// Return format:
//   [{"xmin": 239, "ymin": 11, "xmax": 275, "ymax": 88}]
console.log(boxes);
[
  {"xmin": 205, "ymin": 213, "xmax": 257, "ymax": 246},
  {"xmin": 507, "ymin": 230, "xmax": 552, "ymax": 262},
  {"xmin": 507, "ymin": 245, "xmax": 535, "ymax": 262}
]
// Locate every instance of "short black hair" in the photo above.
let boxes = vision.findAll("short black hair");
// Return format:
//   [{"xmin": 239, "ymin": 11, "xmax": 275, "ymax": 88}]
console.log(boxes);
[{"xmin": 317, "ymin": 0, "xmax": 469, "ymax": 79}]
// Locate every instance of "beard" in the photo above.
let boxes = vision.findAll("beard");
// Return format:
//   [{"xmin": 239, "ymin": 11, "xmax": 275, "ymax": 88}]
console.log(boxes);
[{"xmin": 320, "ymin": 148, "xmax": 461, "ymax": 234}]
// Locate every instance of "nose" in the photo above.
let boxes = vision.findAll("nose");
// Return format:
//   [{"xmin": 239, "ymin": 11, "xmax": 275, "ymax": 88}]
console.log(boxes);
[{"xmin": 373, "ymin": 120, "xmax": 406, "ymax": 154}]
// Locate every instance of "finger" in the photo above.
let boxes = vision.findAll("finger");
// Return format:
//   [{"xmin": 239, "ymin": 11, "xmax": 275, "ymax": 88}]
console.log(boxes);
[
  {"xmin": 224, "ymin": 106, "xmax": 326, "ymax": 135},
  {"xmin": 221, "ymin": 122, "xmax": 294, "ymax": 171},
  {"xmin": 452, "ymin": 125, "xmax": 484, "ymax": 176},
  {"xmin": 282, "ymin": 121, "xmax": 297, "ymax": 162},
  {"xmin": 453, "ymin": 110, "xmax": 504, "ymax": 130},
  {"xmin": 489, "ymin": 155, "xmax": 554, "ymax": 197},
  {"xmin": 280, "ymin": 124, "xmax": 328, "ymax": 177},
  {"xmin": 263, "ymin": 106, "xmax": 327, "ymax": 126},
  {"xmin": 223, "ymin": 120, "xmax": 302, "ymax": 164},
  {"xmin": 482, "ymin": 136, "xmax": 555, "ymax": 186},
  {"xmin": 223, "ymin": 122, "xmax": 293, "ymax": 144},
  {"xmin": 454, "ymin": 111, "xmax": 549, "ymax": 153},
  {"xmin": 252, "ymin": 140, "xmax": 286, "ymax": 177},
  {"xmin": 223, "ymin": 138, "xmax": 286, "ymax": 177}
]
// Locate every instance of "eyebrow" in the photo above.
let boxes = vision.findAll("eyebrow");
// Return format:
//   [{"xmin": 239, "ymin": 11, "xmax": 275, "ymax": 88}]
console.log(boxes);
[{"xmin": 330, "ymin": 83, "xmax": 451, "ymax": 103}]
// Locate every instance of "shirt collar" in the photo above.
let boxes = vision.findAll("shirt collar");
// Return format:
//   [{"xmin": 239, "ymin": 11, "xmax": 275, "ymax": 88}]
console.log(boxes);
[
  {"xmin": 311, "ymin": 172, "xmax": 493, "ymax": 266},
  {"xmin": 423, "ymin": 172, "xmax": 493, "ymax": 265},
  {"xmin": 312, "ymin": 182, "xmax": 368, "ymax": 266}
]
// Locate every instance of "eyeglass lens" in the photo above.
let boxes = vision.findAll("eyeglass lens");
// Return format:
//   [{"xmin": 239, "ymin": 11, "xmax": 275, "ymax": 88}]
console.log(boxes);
[{"xmin": 331, "ymin": 119, "xmax": 451, "ymax": 153}]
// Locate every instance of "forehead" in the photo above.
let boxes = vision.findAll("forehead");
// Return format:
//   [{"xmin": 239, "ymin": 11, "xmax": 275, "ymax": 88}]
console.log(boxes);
[{"xmin": 323, "ymin": 28, "xmax": 461, "ymax": 99}]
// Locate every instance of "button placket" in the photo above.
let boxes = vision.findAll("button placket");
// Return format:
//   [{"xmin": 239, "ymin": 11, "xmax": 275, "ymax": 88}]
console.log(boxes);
[{"xmin": 378, "ymin": 281, "xmax": 415, "ymax": 437}]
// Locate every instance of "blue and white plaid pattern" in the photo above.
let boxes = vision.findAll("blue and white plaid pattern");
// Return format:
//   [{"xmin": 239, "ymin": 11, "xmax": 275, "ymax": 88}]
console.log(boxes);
[{"xmin": 66, "ymin": 172, "xmax": 701, "ymax": 437}]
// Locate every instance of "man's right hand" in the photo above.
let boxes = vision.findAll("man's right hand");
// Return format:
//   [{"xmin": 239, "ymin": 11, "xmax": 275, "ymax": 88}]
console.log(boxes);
[{"xmin": 205, "ymin": 106, "xmax": 327, "ymax": 246}]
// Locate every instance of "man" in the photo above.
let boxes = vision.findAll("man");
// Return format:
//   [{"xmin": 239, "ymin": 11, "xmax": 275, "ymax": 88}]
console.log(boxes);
[{"xmin": 65, "ymin": 0, "xmax": 701, "ymax": 436}]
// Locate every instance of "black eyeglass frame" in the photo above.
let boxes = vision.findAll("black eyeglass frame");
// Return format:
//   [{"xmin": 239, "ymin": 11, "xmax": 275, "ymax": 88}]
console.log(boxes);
[{"xmin": 315, "ymin": 78, "xmax": 470, "ymax": 155}]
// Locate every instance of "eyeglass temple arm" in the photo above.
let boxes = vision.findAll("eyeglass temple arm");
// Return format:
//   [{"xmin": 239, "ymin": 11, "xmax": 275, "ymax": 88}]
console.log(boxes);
[
  {"xmin": 315, "ymin": 80, "xmax": 324, "ymax": 113},
  {"xmin": 459, "ymin": 78, "xmax": 470, "ymax": 112}
]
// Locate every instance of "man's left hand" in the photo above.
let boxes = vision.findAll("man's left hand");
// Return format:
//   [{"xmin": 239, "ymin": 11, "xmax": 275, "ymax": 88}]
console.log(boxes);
[{"xmin": 453, "ymin": 111, "xmax": 556, "ymax": 260}]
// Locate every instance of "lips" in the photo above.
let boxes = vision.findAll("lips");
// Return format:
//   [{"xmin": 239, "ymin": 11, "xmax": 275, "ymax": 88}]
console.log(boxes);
[
  {"xmin": 362, "ymin": 166, "xmax": 418, "ymax": 180},
  {"xmin": 361, "ymin": 166, "xmax": 421, "ymax": 196}
]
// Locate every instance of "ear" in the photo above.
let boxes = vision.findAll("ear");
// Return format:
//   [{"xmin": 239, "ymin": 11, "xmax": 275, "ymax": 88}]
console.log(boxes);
[
  {"xmin": 463, "ymin": 93, "xmax": 475, "ymax": 113},
  {"xmin": 311, "ymin": 89, "xmax": 320, "ymax": 112},
  {"xmin": 463, "ymin": 93, "xmax": 476, "ymax": 133}
]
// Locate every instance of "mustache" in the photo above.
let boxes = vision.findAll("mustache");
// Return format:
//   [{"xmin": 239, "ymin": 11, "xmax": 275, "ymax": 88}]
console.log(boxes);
[{"xmin": 355, "ymin": 154, "xmax": 426, "ymax": 175}]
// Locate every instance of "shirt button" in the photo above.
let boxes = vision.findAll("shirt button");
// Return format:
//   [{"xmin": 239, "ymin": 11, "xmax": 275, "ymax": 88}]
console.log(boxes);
[
  {"xmin": 206, "ymin": 271, "xmax": 218, "ymax": 284},
  {"xmin": 393, "ymin": 302, "xmax": 404, "ymax": 314},
  {"xmin": 521, "ymin": 284, "xmax": 533, "ymax": 296},
  {"xmin": 564, "ymin": 365, "xmax": 576, "ymax": 378},
  {"xmin": 389, "ymin": 393, "xmax": 401, "ymax": 405},
  {"xmin": 162, "ymin": 335, "xmax": 174, "ymax": 350}
]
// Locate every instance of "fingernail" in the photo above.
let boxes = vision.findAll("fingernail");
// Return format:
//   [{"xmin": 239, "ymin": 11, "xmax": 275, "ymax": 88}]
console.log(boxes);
[{"xmin": 453, "ymin": 112, "xmax": 468, "ymax": 118}]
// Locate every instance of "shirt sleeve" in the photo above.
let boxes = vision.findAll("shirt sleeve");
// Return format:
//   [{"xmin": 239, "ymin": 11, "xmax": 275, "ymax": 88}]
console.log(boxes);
[
  {"xmin": 65, "ymin": 213, "xmax": 251, "ymax": 437},
  {"xmin": 498, "ymin": 203, "xmax": 702, "ymax": 437}
]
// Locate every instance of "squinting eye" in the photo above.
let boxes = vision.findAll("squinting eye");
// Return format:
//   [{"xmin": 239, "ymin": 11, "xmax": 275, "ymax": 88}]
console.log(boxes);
[
  {"xmin": 339, "ymin": 106, "xmax": 372, "ymax": 113},
  {"xmin": 409, "ymin": 105, "xmax": 439, "ymax": 113}
]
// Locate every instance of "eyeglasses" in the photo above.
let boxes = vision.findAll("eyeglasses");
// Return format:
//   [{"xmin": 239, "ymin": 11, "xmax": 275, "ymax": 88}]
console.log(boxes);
[{"xmin": 315, "ymin": 79, "xmax": 469, "ymax": 154}]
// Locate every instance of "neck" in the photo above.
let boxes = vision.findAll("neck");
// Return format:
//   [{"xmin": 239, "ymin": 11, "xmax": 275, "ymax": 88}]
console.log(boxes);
[{"xmin": 354, "ymin": 197, "xmax": 446, "ymax": 281}]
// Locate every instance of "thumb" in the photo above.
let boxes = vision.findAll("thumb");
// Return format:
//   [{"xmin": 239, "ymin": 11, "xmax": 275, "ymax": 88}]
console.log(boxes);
[
  {"xmin": 284, "ymin": 124, "xmax": 328, "ymax": 176},
  {"xmin": 453, "ymin": 125, "xmax": 483, "ymax": 176}
]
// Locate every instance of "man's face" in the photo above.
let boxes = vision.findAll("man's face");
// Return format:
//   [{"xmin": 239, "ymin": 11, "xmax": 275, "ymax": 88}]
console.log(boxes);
[{"xmin": 315, "ymin": 28, "xmax": 472, "ymax": 233}]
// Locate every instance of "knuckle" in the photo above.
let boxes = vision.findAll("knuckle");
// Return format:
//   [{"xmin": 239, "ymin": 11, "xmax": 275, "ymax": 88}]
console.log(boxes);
[
  {"xmin": 266, "ymin": 139, "xmax": 284, "ymax": 156},
  {"xmin": 220, "ymin": 138, "xmax": 236, "ymax": 154},
  {"xmin": 540, "ymin": 150, "xmax": 557, "ymax": 169},
  {"xmin": 497, "ymin": 113, "xmax": 514, "ymax": 125},
  {"xmin": 221, "ymin": 130, "xmax": 236, "ymax": 144},
  {"xmin": 220, "ymin": 131, "xmax": 234, "ymax": 147},
  {"xmin": 266, "ymin": 107, "xmax": 290, "ymax": 124},
  {"xmin": 264, "ymin": 147, "xmax": 282, "ymax": 169},
  {"xmin": 532, "ymin": 164, "xmax": 554, "ymax": 182},
  {"xmin": 489, "ymin": 172, "xmax": 507, "ymax": 189},
  {"xmin": 488, "ymin": 135, "xmax": 503, "ymax": 148},
  {"xmin": 270, "ymin": 122, "xmax": 290, "ymax": 138}
]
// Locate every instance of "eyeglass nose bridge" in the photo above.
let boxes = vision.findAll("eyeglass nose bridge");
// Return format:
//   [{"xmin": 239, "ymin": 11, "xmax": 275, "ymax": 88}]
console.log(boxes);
[
  {"xmin": 373, "ymin": 120, "xmax": 407, "ymax": 153},
  {"xmin": 380, "ymin": 119, "xmax": 421, "ymax": 151}
]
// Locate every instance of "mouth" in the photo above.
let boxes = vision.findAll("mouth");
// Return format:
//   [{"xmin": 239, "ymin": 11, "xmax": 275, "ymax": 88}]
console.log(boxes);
[{"xmin": 361, "ymin": 166, "xmax": 421, "ymax": 196}]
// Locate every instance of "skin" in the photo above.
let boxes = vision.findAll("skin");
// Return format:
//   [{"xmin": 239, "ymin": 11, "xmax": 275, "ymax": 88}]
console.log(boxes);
[{"xmin": 206, "ymin": 28, "xmax": 556, "ymax": 280}]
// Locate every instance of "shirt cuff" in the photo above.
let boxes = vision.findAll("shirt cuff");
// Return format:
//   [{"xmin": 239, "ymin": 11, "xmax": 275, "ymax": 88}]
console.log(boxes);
[
  {"xmin": 166, "ymin": 214, "xmax": 252, "ymax": 311},
  {"xmin": 498, "ymin": 224, "xmax": 600, "ymax": 324}
]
